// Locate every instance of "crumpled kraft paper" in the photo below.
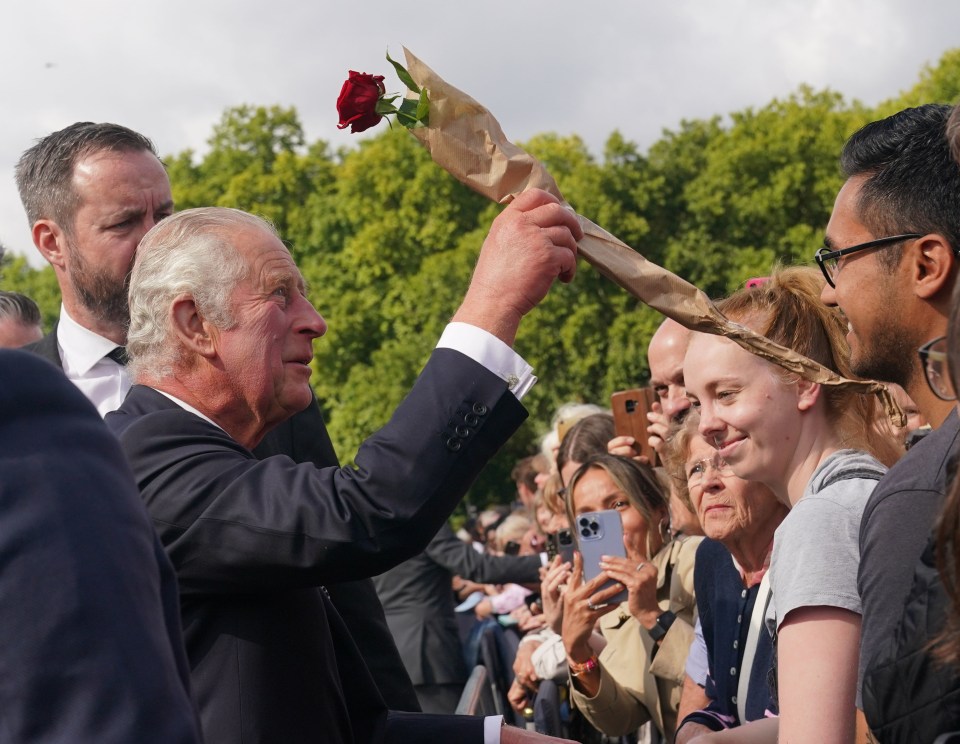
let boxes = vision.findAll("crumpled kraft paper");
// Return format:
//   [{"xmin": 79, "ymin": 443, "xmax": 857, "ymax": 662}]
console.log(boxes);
[{"xmin": 401, "ymin": 48, "xmax": 904, "ymax": 427}]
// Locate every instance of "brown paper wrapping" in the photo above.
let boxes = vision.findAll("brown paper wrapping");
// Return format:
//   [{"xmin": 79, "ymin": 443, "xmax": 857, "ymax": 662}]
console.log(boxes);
[{"xmin": 401, "ymin": 48, "xmax": 904, "ymax": 427}]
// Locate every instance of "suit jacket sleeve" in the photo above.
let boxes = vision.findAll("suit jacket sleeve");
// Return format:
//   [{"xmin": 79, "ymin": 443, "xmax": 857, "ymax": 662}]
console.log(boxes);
[
  {"xmin": 0, "ymin": 350, "xmax": 200, "ymax": 744},
  {"xmin": 425, "ymin": 523, "xmax": 542, "ymax": 585},
  {"xmin": 110, "ymin": 347, "xmax": 527, "ymax": 594}
]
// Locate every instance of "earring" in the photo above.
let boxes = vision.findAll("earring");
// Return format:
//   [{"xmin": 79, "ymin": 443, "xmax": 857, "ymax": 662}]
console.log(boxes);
[{"xmin": 659, "ymin": 517, "xmax": 672, "ymax": 544}]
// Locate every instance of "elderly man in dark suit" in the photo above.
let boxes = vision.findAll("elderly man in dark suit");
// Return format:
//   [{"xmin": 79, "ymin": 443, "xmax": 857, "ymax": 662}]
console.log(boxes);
[
  {"xmin": 105, "ymin": 200, "xmax": 580, "ymax": 744},
  {"xmin": 16, "ymin": 121, "xmax": 418, "ymax": 710},
  {"xmin": 0, "ymin": 349, "xmax": 201, "ymax": 743}
]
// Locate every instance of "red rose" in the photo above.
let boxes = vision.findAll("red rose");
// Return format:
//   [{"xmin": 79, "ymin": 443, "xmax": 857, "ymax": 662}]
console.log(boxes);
[{"xmin": 337, "ymin": 71, "xmax": 386, "ymax": 133}]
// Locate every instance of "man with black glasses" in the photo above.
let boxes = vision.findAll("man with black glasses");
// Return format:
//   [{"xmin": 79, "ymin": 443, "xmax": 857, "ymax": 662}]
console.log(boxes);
[{"xmin": 818, "ymin": 103, "xmax": 960, "ymax": 741}]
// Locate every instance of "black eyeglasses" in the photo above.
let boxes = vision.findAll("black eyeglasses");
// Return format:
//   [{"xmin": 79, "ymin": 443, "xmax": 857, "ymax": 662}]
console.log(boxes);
[
  {"xmin": 814, "ymin": 234, "xmax": 922, "ymax": 288},
  {"xmin": 918, "ymin": 336, "xmax": 955, "ymax": 401}
]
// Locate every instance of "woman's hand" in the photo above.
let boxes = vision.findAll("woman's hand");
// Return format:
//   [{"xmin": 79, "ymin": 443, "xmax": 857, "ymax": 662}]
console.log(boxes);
[
  {"xmin": 513, "ymin": 604, "xmax": 547, "ymax": 632},
  {"xmin": 513, "ymin": 640, "xmax": 543, "ymax": 691},
  {"xmin": 540, "ymin": 555, "xmax": 571, "ymax": 634},
  {"xmin": 599, "ymin": 554, "xmax": 661, "ymax": 631},
  {"xmin": 507, "ymin": 678, "xmax": 532, "ymax": 713},
  {"xmin": 561, "ymin": 552, "xmax": 623, "ymax": 660}
]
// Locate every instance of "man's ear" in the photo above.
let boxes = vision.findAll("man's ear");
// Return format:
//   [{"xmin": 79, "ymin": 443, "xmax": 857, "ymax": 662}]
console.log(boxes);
[
  {"xmin": 797, "ymin": 378, "xmax": 821, "ymax": 412},
  {"xmin": 170, "ymin": 295, "xmax": 218, "ymax": 359},
  {"xmin": 32, "ymin": 219, "xmax": 68, "ymax": 269},
  {"xmin": 912, "ymin": 235, "xmax": 955, "ymax": 301}
]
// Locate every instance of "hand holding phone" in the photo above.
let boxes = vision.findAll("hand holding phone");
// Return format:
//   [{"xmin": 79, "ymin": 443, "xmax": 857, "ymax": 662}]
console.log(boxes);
[
  {"xmin": 611, "ymin": 388, "xmax": 659, "ymax": 466},
  {"xmin": 576, "ymin": 509, "xmax": 628, "ymax": 608}
]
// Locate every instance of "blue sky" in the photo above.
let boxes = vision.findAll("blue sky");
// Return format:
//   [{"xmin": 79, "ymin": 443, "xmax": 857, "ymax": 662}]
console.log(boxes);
[{"xmin": 2, "ymin": 0, "xmax": 958, "ymax": 266}]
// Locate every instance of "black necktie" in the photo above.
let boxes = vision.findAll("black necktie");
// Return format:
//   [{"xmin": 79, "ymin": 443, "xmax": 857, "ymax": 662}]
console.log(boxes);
[{"xmin": 106, "ymin": 346, "xmax": 129, "ymax": 366}]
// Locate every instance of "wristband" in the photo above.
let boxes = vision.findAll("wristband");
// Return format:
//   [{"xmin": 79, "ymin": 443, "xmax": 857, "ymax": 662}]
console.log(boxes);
[
  {"xmin": 647, "ymin": 610, "xmax": 677, "ymax": 642},
  {"xmin": 568, "ymin": 656, "xmax": 599, "ymax": 677}
]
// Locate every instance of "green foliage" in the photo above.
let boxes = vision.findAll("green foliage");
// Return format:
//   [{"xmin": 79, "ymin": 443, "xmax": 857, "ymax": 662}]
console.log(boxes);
[
  {"xmin": 0, "ymin": 254, "xmax": 60, "ymax": 331},
  {"xmin": 7, "ymin": 51, "xmax": 960, "ymax": 506}
]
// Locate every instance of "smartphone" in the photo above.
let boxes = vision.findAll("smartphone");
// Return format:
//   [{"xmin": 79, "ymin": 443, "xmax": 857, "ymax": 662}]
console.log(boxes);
[
  {"xmin": 611, "ymin": 387, "xmax": 659, "ymax": 466},
  {"xmin": 575, "ymin": 510, "xmax": 628, "ymax": 607},
  {"xmin": 546, "ymin": 528, "xmax": 576, "ymax": 565}
]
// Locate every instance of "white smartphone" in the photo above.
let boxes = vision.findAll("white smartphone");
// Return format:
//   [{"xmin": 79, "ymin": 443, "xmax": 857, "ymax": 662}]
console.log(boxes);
[{"xmin": 575, "ymin": 509, "xmax": 628, "ymax": 607}]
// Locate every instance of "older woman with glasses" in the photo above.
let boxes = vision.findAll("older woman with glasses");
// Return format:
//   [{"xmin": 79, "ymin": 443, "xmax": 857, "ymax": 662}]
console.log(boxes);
[
  {"xmin": 660, "ymin": 414, "xmax": 789, "ymax": 743},
  {"xmin": 560, "ymin": 453, "xmax": 700, "ymax": 742}
]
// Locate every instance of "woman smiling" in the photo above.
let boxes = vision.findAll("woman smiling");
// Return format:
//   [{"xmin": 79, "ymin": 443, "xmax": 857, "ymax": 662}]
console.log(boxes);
[{"xmin": 681, "ymin": 267, "xmax": 899, "ymax": 744}]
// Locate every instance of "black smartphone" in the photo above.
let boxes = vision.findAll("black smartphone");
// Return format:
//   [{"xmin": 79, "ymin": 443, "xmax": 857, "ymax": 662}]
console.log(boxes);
[{"xmin": 546, "ymin": 529, "xmax": 575, "ymax": 564}]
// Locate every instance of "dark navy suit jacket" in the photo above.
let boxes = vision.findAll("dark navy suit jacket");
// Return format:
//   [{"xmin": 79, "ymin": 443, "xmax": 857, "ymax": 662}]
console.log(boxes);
[
  {"xmin": 27, "ymin": 325, "xmax": 421, "ymax": 711},
  {"xmin": 0, "ymin": 350, "xmax": 200, "ymax": 743},
  {"xmin": 106, "ymin": 347, "xmax": 526, "ymax": 744}
]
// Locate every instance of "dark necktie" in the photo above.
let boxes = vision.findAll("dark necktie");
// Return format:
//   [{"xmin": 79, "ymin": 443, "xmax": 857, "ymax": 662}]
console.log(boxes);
[{"xmin": 106, "ymin": 346, "xmax": 129, "ymax": 366}]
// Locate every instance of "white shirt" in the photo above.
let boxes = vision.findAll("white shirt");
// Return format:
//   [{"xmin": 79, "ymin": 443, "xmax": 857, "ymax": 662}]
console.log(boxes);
[{"xmin": 56, "ymin": 304, "xmax": 130, "ymax": 417}]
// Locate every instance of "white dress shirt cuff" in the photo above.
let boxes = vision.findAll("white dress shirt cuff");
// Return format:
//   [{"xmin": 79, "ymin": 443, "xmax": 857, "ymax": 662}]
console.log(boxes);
[
  {"xmin": 483, "ymin": 715, "xmax": 505, "ymax": 743},
  {"xmin": 436, "ymin": 323, "xmax": 536, "ymax": 400}
]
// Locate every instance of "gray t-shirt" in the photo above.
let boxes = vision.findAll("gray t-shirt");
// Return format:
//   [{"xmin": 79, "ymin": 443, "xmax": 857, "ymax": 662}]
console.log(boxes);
[{"xmin": 766, "ymin": 449, "xmax": 885, "ymax": 637}]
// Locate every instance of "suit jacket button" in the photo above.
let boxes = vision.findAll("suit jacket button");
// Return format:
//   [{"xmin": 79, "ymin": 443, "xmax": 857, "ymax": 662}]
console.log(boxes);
[
  {"xmin": 446, "ymin": 437, "xmax": 463, "ymax": 452},
  {"xmin": 464, "ymin": 413, "xmax": 480, "ymax": 427},
  {"xmin": 472, "ymin": 402, "xmax": 488, "ymax": 416},
  {"xmin": 455, "ymin": 426, "xmax": 471, "ymax": 438}
]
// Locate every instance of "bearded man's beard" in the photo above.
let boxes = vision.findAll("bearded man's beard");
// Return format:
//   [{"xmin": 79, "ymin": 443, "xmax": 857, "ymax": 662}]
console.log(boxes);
[{"xmin": 66, "ymin": 240, "xmax": 131, "ymax": 330}]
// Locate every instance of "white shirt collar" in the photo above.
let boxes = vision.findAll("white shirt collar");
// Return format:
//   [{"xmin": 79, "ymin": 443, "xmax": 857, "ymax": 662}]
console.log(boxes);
[
  {"xmin": 153, "ymin": 388, "xmax": 226, "ymax": 433},
  {"xmin": 57, "ymin": 303, "xmax": 121, "ymax": 374}
]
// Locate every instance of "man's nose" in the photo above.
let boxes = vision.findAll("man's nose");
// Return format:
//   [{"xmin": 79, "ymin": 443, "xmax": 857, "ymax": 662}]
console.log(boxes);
[
  {"xmin": 662, "ymin": 388, "xmax": 691, "ymax": 421},
  {"xmin": 820, "ymin": 280, "xmax": 838, "ymax": 307},
  {"xmin": 296, "ymin": 296, "xmax": 327, "ymax": 338}
]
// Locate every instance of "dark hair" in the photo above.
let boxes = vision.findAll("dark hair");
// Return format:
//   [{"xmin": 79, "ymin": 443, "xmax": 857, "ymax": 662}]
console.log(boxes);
[
  {"xmin": 948, "ymin": 105, "xmax": 960, "ymax": 167},
  {"xmin": 0, "ymin": 290, "xmax": 42, "ymax": 326},
  {"xmin": 556, "ymin": 413, "xmax": 615, "ymax": 484},
  {"xmin": 15, "ymin": 122, "xmax": 158, "ymax": 232},
  {"xmin": 934, "ymin": 276, "xmax": 960, "ymax": 667},
  {"xmin": 840, "ymin": 104, "xmax": 960, "ymax": 271},
  {"xmin": 511, "ymin": 454, "xmax": 546, "ymax": 493}
]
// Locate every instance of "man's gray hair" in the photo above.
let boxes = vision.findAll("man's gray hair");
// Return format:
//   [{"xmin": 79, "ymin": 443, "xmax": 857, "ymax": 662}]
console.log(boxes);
[
  {"xmin": 127, "ymin": 207, "xmax": 278, "ymax": 380},
  {"xmin": 15, "ymin": 122, "xmax": 157, "ymax": 232},
  {"xmin": 0, "ymin": 291, "xmax": 42, "ymax": 327}
]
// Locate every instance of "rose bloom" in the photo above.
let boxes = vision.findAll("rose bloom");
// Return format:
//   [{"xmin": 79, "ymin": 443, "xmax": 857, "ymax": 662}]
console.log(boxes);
[{"xmin": 337, "ymin": 71, "xmax": 385, "ymax": 133}]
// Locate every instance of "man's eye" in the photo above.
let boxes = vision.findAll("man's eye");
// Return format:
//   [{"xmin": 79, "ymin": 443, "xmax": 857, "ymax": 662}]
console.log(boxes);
[{"xmin": 652, "ymin": 385, "xmax": 668, "ymax": 398}]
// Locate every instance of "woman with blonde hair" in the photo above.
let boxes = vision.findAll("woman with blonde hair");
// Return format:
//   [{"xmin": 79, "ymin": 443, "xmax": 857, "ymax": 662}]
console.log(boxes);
[{"xmin": 682, "ymin": 266, "xmax": 899, "ymax": 744}]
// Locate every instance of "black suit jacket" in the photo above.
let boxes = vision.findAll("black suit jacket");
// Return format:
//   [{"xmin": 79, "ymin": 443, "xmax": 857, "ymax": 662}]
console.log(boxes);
[
  {"xmin": 374, "ymin": 523, "xmax": 541, "ymax": 686},
  {"xmin": 27, "ymin": 326, "xmax": 420, "ymax": 711},
  {"xmin": 106, "ymin": 348, "xmax": 526, "ymax": 744},
  {"xmin": 0, "ymin": 350, "xmax": 200, "ymax": 743}
]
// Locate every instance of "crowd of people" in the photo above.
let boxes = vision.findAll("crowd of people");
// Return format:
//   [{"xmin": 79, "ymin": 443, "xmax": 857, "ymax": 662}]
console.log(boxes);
[{"xmin": 2, "ymin": 102, "xmax": 960, "ymax": 744}]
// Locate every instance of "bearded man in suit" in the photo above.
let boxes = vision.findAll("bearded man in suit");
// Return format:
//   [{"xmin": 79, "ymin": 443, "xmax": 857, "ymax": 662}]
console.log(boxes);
[{"xmin": 17, "ymin": 121, "xmax": 414, "ymax": 709}]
